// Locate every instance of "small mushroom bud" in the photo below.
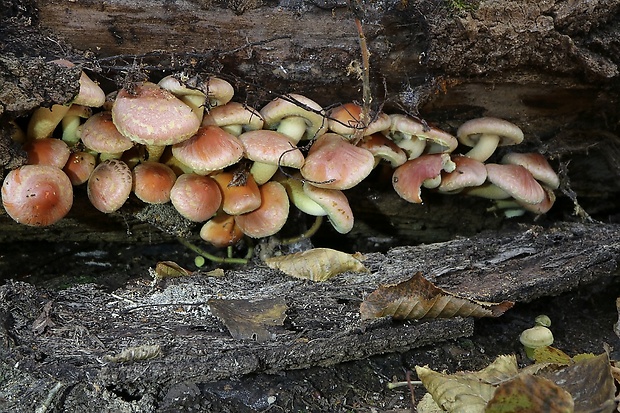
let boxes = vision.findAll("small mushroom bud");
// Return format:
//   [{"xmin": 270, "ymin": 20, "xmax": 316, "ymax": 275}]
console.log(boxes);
[
  {"xmin": 519, "ymin": 315, "xmax": 554, "ymax": 360},
  {"xmin": 87, "ymin": 159, "xmax": 133, "ymax": 213}
]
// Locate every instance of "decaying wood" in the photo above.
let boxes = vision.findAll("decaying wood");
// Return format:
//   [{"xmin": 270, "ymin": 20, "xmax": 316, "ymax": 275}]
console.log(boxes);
[{"xmin": 0, "ymin": 221, "xmax": 618, "ymax": 411}]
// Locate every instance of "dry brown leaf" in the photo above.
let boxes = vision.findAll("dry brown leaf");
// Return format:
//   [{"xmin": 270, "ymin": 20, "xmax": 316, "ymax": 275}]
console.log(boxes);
[
  {"xmin": 486, "ymin": 373, "xmax": 574, "ymax": 412},
  {"xmin": 264, "ymin": 248, "xmax": 368, "ymax": 281},
  {"xmin": 537, "ymin": 352, "xmax": 616, "ymax": 413},
  {"xmin": 154, "ymin": 261, "xmax": 194, "ymax": 280},
  {"xmin": 208, "ymin": 297, "xmax": 287, "ymax": 342},
  {"xmin": 360, "ymin": 272, "xmax": 513, "ymax": 320}
]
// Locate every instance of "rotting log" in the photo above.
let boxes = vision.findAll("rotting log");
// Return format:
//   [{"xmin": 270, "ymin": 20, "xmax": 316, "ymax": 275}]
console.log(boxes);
[{"xmin": 0, "ymin": 221, "xmax": 618, "ymax": 411}]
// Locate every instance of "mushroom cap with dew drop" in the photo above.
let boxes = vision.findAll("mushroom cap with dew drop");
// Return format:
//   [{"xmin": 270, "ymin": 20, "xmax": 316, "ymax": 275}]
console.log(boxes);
[
  {"xmin": 172, "ymin": 125, "xmax": 244, "ymax": 175},
  {"xmin": 300, "ymin": 133, "xmax": 375, "ymax": 190},
  {"xmin": 112, "ymin": 82, "xmax": 201, "ymax": 146},
  {"xmin": 63, "ymin": 151, "xmax": 96, "ymax": 186},
  {"xmin": 87, "ymin": 159, "xmax": 133, "ymax": 213},
  {"xmin": 1, "ymin": 164, "xmax": 73, "ymax": 227},
  {"xmin": 457, "ymin": 117, "xmax": 524, "ymax": 162},
  {"xmin": 170, "ymin": 173, "xmax": 222, "ymax": 222}
]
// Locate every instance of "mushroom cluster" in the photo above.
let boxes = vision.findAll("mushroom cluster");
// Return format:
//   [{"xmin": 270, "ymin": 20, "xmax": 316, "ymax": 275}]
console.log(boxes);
[{"xmin": 1, "ymin": 61, "xmax": 560, "ymax": 250}]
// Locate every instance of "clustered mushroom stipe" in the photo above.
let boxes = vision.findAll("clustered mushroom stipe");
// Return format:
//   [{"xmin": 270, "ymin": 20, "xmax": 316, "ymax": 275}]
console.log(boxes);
[{"xmin": 1, "ymin": 62, "xmax": 561, "ymax": 248}]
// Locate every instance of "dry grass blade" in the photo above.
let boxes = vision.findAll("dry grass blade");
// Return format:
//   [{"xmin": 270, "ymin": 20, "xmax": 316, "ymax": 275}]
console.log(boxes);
[{"xmin": 360, "ymin": 272, "xmax": 513, "ymax": 320}]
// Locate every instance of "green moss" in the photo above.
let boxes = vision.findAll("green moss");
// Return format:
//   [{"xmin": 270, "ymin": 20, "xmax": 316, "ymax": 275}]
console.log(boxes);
[{"xmin": 444, "ymin": 0, "xmax": 478, "ymax": 12}]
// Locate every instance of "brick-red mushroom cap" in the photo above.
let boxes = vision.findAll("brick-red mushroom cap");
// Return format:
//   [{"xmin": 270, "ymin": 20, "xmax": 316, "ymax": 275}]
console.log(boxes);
[
  {"xmin": 235, "ymin": 181, "xmax": 290, "ymax": 238},
  {"xmin": 63, "ymin": 151, "xmax": 96, "ymax": 186},
  {"xmin": 213, "ymin": 171, "xmax": 262, "ymax": 216},
  {"xmin": 457, "ymin": 117, "xmax": 524, "ymax": 162},
  {"xmin": 112, "ymin": 82, "xmax": 201, "ymax": 146},
  {"xmin": 437, "ymin": 155, "xmax": 487, "ymax": 194},
  {"xmin": 132, "ymin": 161, "xmax": 177, "ymax": 204},
  {"xmin": 200, "ymin": 212, "xmax": 244, "ymax": 248},
  {"xmin": 1, "ymin": 164, "xmax": 73, "ymax": 226},
  {"xmin": 23, "ymin": 137, "xmax": 70, "ymax": 169},
  {"xmin": 501, "ymin": 152, "xmax": 560, "ymax": 190},
  {"xmin": 172, "ymin": 125, "xmax": 244, "ymax": 175},
  {"xmin": 260, "ymin": 94, "xmax": 327, "ymax": 143},
  {"xmin": 80, "ymin": 112, "xmax": 134, "ymax": 155},
  {"xmin": 240, "ymin": 129, "xmax": 306, "ymax": 184},
  {"xmin": 392, "ymin": 153, "xmax": 456, "ymax": 204},
  {"xmin": 170, "ymin": 173, "xmax": 222, "ymax": 222},
  {"xmin": 328, "ymin": 103, "xmax": 391, "ymax": 139},
  {"xmin": 357, "ymin": 133, "xmax": 407, "ymax": 168},
  {"xmin": 300, "ymin": 133, "xmax": 375, "ymax": 190},
  {"xmin": 467, "ymin": 163, "xmax": 545, "ymax": 204},
  {"xmin": 87, "ymin": 159, "xmax": 133, "ymax": 213}
]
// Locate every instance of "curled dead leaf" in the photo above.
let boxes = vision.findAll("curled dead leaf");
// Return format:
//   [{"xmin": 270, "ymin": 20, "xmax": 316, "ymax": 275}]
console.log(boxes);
[
  {"xmin": 154, "ymin": 261, "xmax": 194, "ymax": 280},
  {"xmin": 264, "ymin": 248, "xmax": 368, "ymax": 281},
  {"xmin": 360, "ymin": 272, "xmax": 513, "ymax": 320}
]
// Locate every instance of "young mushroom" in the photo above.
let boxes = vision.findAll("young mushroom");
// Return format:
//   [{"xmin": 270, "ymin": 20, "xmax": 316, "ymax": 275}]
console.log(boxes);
[
  {"xmin": 519, "ymin": 315, "xmax": 554, "ymax": 360},
  {"xmin": 170, "ymin": 173, "xmax": 222, "ymax": 222},
  {"xmin": 200, "ymin": 212, "xmax": 244, "ymax": 248},
  {"xmin": 80, "ymin": 111, "xmax": 134, "ymax": 159},
  {"xmin": 87, "ymin": 159, "xmax": 133, "ymax": 213},
  {"xmin": 234, "ymin": 181, "xmax": 290, "ymax": 238},
  {"xmin": 456, "ymin": 117, "xmax": 524, "ymax": 162},
  {"xmin": 1, "ymin": 164, "xmax": 73, "ymax": 226},
  {"xmin": 212, "ymin": 171, "xmax": 262, "ymax": 216},
  {"xmin": 132, "ymin": 162, "xmax": 177, "ymax": 204},
  {"xmin": 63, "ymin": 151, "xmax": 96, "ymax": 186},
  {"xmin": 437, "ymin": 155, "xmax": 487, "ymax": 194},
  {"xmin": 23, "ymin": 137, "xmax": 71, "ymax": 169}
]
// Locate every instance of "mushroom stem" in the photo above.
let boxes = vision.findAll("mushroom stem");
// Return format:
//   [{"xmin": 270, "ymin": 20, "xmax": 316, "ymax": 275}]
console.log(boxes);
[
  {"xmin": 277, "ymin": 116, "xmax": 308, "ymax": 144},
  {"xmin": 177, "ymin": 237, "xmax": 249, "ymax": 265},
  {"xmin": 464, "ymin": 133, "xmax": 500, "ymax": 162},
  {"xmin": 280, "ymin": 215, "xmax": 324, "ymax": 245}
]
